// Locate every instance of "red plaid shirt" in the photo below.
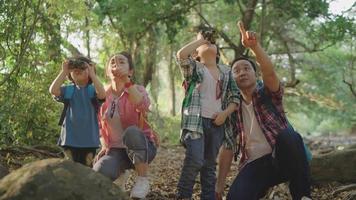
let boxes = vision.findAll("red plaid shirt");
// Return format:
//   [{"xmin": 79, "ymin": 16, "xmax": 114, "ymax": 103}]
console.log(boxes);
[{"xmin": 236, "ymin": 83, "xmax": 288, "ymax": 169}]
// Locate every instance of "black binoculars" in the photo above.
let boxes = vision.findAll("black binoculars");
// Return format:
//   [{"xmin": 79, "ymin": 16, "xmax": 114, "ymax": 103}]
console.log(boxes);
[{"xmin": 200, "ymin": 29, "xmax": 217, "ymax": 44}]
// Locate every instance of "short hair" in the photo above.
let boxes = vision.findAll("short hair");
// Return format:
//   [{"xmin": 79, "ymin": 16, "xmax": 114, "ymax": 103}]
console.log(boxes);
[{"xmin": 230, "ymin": 56, "xmax": 257, "ymax": 72}]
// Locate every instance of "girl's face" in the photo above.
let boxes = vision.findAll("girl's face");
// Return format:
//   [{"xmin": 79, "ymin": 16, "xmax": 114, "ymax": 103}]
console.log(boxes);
[
  {"xmin": 107, "ymin": 54, "xmax": 133, "ymax": 81},
  {"xmin": 70, "ymin": 68, "xmax": 89, "ymax": 85}
]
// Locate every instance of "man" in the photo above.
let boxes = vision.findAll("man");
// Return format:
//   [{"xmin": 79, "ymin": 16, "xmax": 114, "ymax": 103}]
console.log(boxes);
[{"xmin": 215, "ymin": 21, "xmax": 311, "ymax": 200}]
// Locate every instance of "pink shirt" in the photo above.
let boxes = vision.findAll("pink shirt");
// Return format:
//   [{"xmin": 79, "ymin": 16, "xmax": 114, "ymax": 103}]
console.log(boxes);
[{"xmin": 99, "ymin": 85, "xmax": 155, "ymax": 149}]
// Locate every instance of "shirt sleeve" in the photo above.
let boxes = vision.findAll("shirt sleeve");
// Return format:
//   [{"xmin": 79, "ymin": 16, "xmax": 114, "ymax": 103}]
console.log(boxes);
[
  {"xmin": 228, "ymin": 72, "xmax": 240, "ymax": 105},
  {"xmin": 53, "ymin": 86, "xmax": 66, "ymax": 103},
  {"xmin": 176, "ymin": 56, "xmax": 197, "ymax": 82},
  {"xmin": 222, "ymin": 111, "xmax": 239, "ymax": 150},
  {"xmin": 265, "ymin": 82, "xmax": 284, "ymax": 113}
]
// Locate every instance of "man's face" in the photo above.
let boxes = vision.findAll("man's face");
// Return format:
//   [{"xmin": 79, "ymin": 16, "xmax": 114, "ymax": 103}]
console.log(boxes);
[{"xmin": 232, "ymin": 59, "xmax": 257, "ymax": 90}]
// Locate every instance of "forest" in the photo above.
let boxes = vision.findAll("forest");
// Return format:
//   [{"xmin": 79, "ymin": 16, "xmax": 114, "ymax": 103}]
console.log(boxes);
[{"xmin": 0, "ymin": 0, "xmax": 355, "ymax": 199}]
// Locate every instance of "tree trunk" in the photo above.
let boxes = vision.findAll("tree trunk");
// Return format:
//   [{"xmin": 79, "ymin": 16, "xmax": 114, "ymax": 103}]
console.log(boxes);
[
  {"xmin": 168, "ymin": 44, "xmax": 176, "ymax": 116},
  {"xmin": 311, "ymin": 146, "xmax": 356, "ymax": 183},
  {"xmin": 236, "ymin": 0, "xmax": 259, "ymax": 58},
  {"xmin": 143, "ymin": 28, "xmax": 158, "ymax": 87},
  {"xmin": 85, "ymin": 0, "xmax": 92, "ymax": 58},
  {"xmin": 85, "ymin": 16, "xmax": 90, "ymax": 58}
]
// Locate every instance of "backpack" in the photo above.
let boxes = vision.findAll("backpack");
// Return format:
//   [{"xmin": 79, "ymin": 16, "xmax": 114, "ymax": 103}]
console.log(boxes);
[{"xmin": 58, "ymin": 84, "xmax": 99, "ymax": 126}]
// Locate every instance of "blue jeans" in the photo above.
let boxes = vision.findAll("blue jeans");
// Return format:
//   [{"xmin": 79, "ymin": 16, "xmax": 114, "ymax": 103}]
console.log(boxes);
[
  {"xmin": 93, "ymin": 126, "xmax": 156, "ymax": 181},
  {"xmin": 227, "ymin": 130, "xmax": 311, "ymax": 200},
  {"xmin": 177, "ymin": 118, "xmax": 224, "ymax": 200}
]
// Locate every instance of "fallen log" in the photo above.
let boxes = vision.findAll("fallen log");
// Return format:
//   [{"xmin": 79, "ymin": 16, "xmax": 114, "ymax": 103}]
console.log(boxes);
[{"xmin": 311, "ymin": 147, "xmax": 356, "ymax": 183}]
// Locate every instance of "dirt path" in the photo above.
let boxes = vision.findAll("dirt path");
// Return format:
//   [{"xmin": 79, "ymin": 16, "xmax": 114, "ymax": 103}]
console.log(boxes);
[
  {"xmin": 1, "ymin": 142, "xmax": 354, "ymax": 200},
  {"xmin": 123, "ymin": 145, "xmax": 351, "ymax": 200}
]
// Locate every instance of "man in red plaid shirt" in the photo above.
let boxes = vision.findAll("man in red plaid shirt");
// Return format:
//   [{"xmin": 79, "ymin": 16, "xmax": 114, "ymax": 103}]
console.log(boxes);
[{"xmin": 215, "ymin": 21, "xmax": 312, "ymax": 200}]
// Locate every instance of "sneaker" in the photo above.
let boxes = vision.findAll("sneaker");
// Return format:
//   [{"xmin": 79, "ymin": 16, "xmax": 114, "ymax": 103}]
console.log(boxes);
[
  {"xmin": 301, "ymin": 196, "xmax": 312, "ymax": 200},
  {"xmin": 130, "ymin": 176, "xmax": 150, "ymax": 199}
]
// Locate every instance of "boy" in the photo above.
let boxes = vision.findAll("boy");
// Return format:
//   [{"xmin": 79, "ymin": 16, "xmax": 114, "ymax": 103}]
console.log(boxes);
[
  {"xmin": 49, "ymin": 56, "xmax": 106, "ymax": 166},
  {"xmin": 176, "ymin": 29, "xmax": 239, "ymax": 200}
]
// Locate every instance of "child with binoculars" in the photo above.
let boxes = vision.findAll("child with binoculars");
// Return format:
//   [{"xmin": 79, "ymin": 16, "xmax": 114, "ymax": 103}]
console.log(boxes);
[{"xmin": 49, "ymin": 56, "xmax": 106, "ymax": 166}]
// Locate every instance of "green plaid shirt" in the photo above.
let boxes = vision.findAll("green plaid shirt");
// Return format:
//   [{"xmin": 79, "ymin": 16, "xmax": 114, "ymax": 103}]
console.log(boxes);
[{"xmin": 177, "ymin": 57, "xmax": 240, "ymax": 150}]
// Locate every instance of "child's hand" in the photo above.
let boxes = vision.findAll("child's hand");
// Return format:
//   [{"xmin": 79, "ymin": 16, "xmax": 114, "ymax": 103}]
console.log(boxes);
[
  {"xmin": 197, "ymin": 32, "xmax": 210, "ymax": 44},
  {"xmin": 62, "ymin": 60, "xmax": 70, "ymax": 75},
  {"xmin": 88, "ymin": 63, "xmax": 96, "ymax": 78},
  {"xmin": 237, "ymin": 21, "xmax": 258, "ymax": 49},
  {"xmin": 93, "ymin": 147, "xmax": 108, "ymax": 164},
  {"xmin": 213, "ymin": 111, "xmax": 228, "ymax": 126}
]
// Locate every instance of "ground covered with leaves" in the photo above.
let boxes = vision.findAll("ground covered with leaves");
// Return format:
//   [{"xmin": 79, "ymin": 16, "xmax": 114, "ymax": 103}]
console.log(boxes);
[{"xmin": 0, "ymin": 136, "xmax": 355, "ymax": 200}]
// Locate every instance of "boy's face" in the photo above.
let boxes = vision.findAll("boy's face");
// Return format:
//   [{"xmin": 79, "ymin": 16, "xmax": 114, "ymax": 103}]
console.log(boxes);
[
  {"xmin": 70, "ymin": 67, "xmax": 89, "ymax": 85},
  {"xmin": 232, "ymin": 59, "xmax": 257, "ymax": 90}
]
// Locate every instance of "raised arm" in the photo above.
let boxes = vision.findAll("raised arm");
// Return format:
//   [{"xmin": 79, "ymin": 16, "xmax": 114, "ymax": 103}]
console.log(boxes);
[
  {"xmin": 176, "ymin": 33, "xmax": 208, "ymax": 60},
  {"xmin": 49, "ymin": 60, "xmax": 69, "ymax": 97},
  {"xmin": 88, "ymin": 63, "xmax": 106, "ymax": 100},
  {"xmin": 238, "ymin": 21, "xmax": 280, "ymax": 92}
]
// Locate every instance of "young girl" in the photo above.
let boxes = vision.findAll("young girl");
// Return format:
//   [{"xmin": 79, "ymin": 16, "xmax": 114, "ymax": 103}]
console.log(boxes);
[
  {"xmin": 176, "ymin": 30, "xmax": 240, "ymax": 199},
  {"xmin": 49, "ymin": 56, "xmax": 106, "ymax": 166},
  {"xmin": 93, "ymin": 52, "xmax": 158, "ymax": 199}
]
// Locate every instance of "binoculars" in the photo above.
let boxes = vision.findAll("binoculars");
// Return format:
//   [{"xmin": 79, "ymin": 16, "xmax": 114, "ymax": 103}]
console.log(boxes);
[{"xmin": 200, "ymin": 29, "xmax": 217, "ymax": 44}]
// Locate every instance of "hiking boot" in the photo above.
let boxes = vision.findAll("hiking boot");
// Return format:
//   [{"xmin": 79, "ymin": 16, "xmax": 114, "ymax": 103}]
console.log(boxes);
[{"xmin": 130, "ymin": 176, "xmax": 150, "ymax": 199}]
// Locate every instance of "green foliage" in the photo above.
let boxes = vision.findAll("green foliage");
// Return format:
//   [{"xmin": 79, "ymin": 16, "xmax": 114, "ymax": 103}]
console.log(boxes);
[
  {"xmin": 283, "ymin": 38, "xmax": 356, "ymax": 135},
  {"xmin": 148, "ymin": 112, "xmax": 181, "ymax": 145},
  {"xmin": 270, "ymin": 0, "xmax": 329, "ymax": 18},
  {"xmin": 0, "ymin": 0, "xmax": 355, "ymax": 147},
  {"xmin": 93, "ymin": 0, "xmax": 192, "ymax": 43}
]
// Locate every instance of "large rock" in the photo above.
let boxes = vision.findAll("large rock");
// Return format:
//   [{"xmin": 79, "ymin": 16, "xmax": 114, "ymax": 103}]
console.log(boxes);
[{"xmin": 0, "ymin": 159, "xmax": 128, "ymax": 200}]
